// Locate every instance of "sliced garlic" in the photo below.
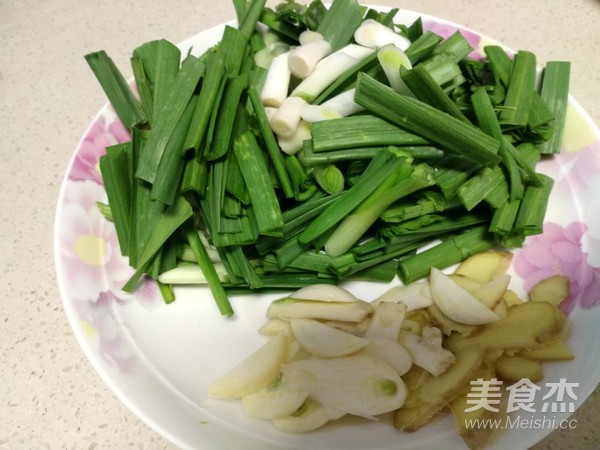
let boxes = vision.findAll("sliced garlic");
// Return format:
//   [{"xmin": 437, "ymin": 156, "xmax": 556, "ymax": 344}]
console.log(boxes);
[{"xmin": 430, "ymin": 267, "xmax": 501, "ymax": 325}]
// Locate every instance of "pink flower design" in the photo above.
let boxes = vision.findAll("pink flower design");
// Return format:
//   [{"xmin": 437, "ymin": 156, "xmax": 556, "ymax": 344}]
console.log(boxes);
[
  {"xmin": 76, "ymin": 291, "xmax": 140, "ymax": 372},
  {"xmin": 514, "ymin": 222, "xmax": 600, "ymax": 313},
  {"xmin": 69, "ymin": 115, "xmax": 130, "ymax": 185},
  {"xmin": 58, "ymin": 179, "xmax": 162, "ymax": 309},
  {"xmin": 59, "ymin": 180, "xmax": 132, "ymax": 302},
  {"xmin": 554, "ymin": 141, "xmax": 600, "ymax": 198}
]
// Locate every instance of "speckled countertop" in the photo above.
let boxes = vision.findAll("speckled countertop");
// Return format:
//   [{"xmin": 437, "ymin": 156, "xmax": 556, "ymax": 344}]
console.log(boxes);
[{"xmin": 1, "ymin": 0, "xmax": 599, "ymax": 448}]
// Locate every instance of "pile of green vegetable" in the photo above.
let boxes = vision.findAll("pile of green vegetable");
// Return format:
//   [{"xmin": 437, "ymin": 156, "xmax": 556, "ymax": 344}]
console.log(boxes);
[{"xmin": 86, "ymin": 0, "xmax": 570, "ymax": 316}]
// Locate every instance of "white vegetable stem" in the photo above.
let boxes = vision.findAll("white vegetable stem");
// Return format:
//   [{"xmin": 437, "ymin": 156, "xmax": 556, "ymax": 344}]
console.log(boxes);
[
  {"xmin": 270, "ymin": 96, "xmax": 308, "ymax": 138},
  {"xmin": 354, "ymin": 19, "xmax": 411, "ymax": 50},
  {"xmin": 288, "ymin": 32, "xmax": 332, "ymax": 78},
  {"xmin": 377, "ymin": 44, "xmax": 414, "ymax": 96},
  {"xmin": 299, "ymin": 30, "xmax": 324, "ymax": 45},
  {"xmin": 300, "ymin": 89, "xmax": 364, "ymax": 122},
  {"xmin": 277, "ymin": 120, "xmax": 311, "ymax": 155},
  {"xmin": 157, "ymin": 263, "xmax": 228, "ymax": 284},
  {"xmin": 260, "ymin": 51, "xmax": 291, "ymax": 107},
  {"xmin": 291, "ymin": 44, "xmax": 374, "ymax": 102}
]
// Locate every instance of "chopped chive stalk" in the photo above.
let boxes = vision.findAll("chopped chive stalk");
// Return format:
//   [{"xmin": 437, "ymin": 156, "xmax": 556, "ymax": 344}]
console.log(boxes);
[
  {"xmin": 311, "ymin": 115, "xmax": 429, "ymax": 152},
  {"xmin": 180, "ymin": 156, "xmax": 207, "ymax": 195},
  {"xmin": 499, "ymin": 50, "xmax": 537, "ymax": 128},
  {"xmin": 325, "ymin": 162, "xmax": 435, "ymax": 256},
  {"xmin": 514, "ymin": 173, "xmax": 554, "ymax": 236},
  {"xmin": 433, "ymin": 154, "xmax": 481, "ymax": 199},
  {"xmin": 380, "ymin": 191, "xmax": 461, "ymax": 223},
  {"xmin": 457, "ymin": 166, "xmax": 508, "ymax": 211},
  {"xmin": 539, "ymin": 61, "xmax": 571, "ymax": 154},
  {"xmin": 136, "ymin": 55, "xmax": 205, "ymax": 183},
  {"xmin": 130, "ymin": 56, "xmax": 154, "ymax": 122},
  {"xmin": 470, "ymin": 88, "xmax": 524, "ymax": 199},
  {"xmin": 222, "ymin": 245, "xmax": 264, "ymax": 289},
  {"xmin": 157, "ymin": 281, "xmax": 176, "ymax": 304},
  {"xmin": 397, "ymin": 226, "xmax": 496, "ymax": 284},
  {"xmin": 400, "ymin": 64, "xmax": 468, "ymax": 122},
  {"xmin": 233, "ymin": 131, "xmax": 284, "ymax": 234},
  {"xmin": 123, "ymin": 196, "xmax": 194, "ymax": 292},
  {"xmin": 238, "ymin": 0, "xmax": 267, "ymax": 40},
  {"xmin": 432, "ymin": 31, "xmax": 473, "ymax": 62},
  {"xmin": 128, "ymin": 129, "xmax": 165, "ymax": 267},
  {"xmin": 150, "ymin": 40, "xmax": 182, "ymax": 122},
  {"xmin": 232, "ymin": 0, "xmax": 248, "ymax": 22},
  {"xmin": 298, "ymin": 150, "xmax": 403, "ymax": 245},
  {"xmin": 248, "ymin": 88, "xmax": 294, "ymax": 197},
  {"xmin": 489, "ymin": 198, "xmax": 521, "ymax": 234},
  {"xmin": 302, "ymin": 142, "xmax": 377, "ymax": 165},
  {"xmin": 312, "ymin": 164, "xmax": 345, "ymax": 194},
  {"xmin": 406, "ymin": 16, "xmax": 423, "ymax": 42},
  {"xmin": 185, "ymin": 223, "xmax": 234, "ymax": 316},
  {"xmin": 484, "ymin": 45, "xmax": 512, "ymax": 86},
  {"xmin": 317, "ymin": 0, "xmax": 364, "ymax": 51},
  {"xmin": 206, "ymin": 73, "xmax": 249, "ymax": 161},
  {"xmin": 99, "ymin": 143, "xmax": 132, "ymax": 255},
  {"xmin": 420, "ymin": 54, "xmax": 465, "ymax": 91},
  {"xmin": 85, "ymin": 50, "xmax": 148, "ymax": 129},
  {"xmin": 355, "ymin": 73, "xmax": 501, "ymax": 167},
  {"xmin": 150, "ymin": 95, "xmax": 198, "ymax": 206},
  {"xmin": 183, "ymin": 53, "xmax": 226, "ymax": 153},
  {"xmin": 405, "ymin": 31, "xmax": 443, "ymax": 64}
]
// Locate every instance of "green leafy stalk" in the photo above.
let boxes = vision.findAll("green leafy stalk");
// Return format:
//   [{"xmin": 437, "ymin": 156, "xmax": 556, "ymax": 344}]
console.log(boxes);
[
  {"xmin": 99, "ymin": 143, "xmax": 132, "ymax": 256},
  {"xmin": 85, "ymin": 50, "xmax": 147, "ymax": 129},
  {"xmin": 355, "ymin": 73, "xmax": 501, "ymax": 167},
  {"xmin": 539, "ymin": 61, "xmax": 571, "ymax": 154},
  {"xmin": 298, "ymin": 150, "xmax": 403, "ymax": 244},
  {"xmin": 185, "ymin": 222, "xmax": 234, "ymax": 316},
  {"xmin": 233, "ymin": 131, "xmax": 284, "ymax": 235},
  {"xmin": 324, "ymin": 162, "xmax": 435, "ymax": 256},
  {"xmin": 123, "ymin": 195, "xmax": 194, "ymax": 292},
  {"xmin": 317, "ymin": 0, "xmax": 365, "ymax": 51},
  {"xmin": 310, "ymin": 115, "xmax": 430, "ymax": 152},
  {"xmin": 136, "ymin": 54, "xmax": 205, "ymax": 183},
  {"xmin": 397, "ymin": 225, "xmax": 496, "ymax": 284},
  {"xmin": 499, "ymin": 50, "xmax": 537, "ymax": 128}
]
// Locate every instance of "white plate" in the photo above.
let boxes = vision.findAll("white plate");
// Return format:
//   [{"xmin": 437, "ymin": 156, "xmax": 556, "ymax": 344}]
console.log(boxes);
[{"xmin": 55, "ymin": 8, "xmax": 600, "ymax": 450}]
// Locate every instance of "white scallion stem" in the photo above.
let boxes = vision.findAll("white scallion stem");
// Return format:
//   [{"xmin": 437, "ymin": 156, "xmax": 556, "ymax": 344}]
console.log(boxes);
[
  {"xmin": 354, "ymin": 19, "xmax": 411, "ymax": 50},
  {"xmin": 157, "ymin": 263, "xmax": 229, "ymax": 284},
  {"xmin": 260, "ymin": 51, "xmax": 291, "ymax": 107},
  {"xmin": 288, "ymin": 39, "xmax": 332, "ymax": 78},
  {"xmin": 278, "ymin": 120, "xmax": 311, "ymax": 155},
  {"xmin": 291, "ymin": 44, "xmax": 374, "ymax": 102},
  {"xmin": 270, "ymin": 96, "xmax": 308, "ymax": 138},
  {"xmin": 377, "ymin": 44, "xmax": 414, "ymax": 96},
  {"xmin": 264, "ymin": 106, "xmax": 278, "ymax": 122},
  {"xmin": 299, "ymin": 30, "xmax": 324, "ymax": 45},
  {"xmin": 300, "ymin": 89, "xmax": 364, "ymax": 122}
]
